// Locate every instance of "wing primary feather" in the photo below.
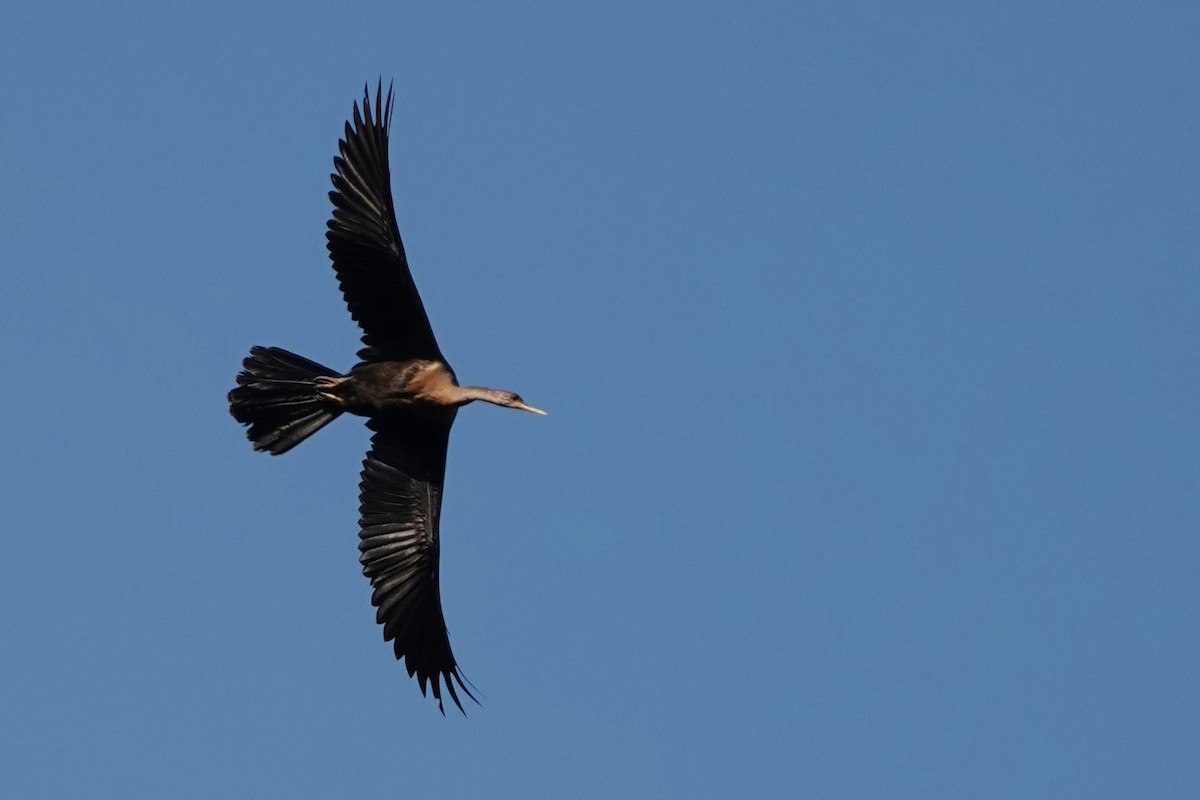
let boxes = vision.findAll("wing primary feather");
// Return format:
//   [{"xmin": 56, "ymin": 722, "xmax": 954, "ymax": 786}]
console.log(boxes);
[
  {"xmin": 357, "ymin": 421, "xmax": 476, "ymax": 713},
  {"xmin": 326, "ymin": 80, "xmax": 445, "ymax": 363}
]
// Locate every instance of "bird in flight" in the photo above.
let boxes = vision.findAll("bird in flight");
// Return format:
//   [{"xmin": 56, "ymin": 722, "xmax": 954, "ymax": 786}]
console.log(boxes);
[{"xmin": 228, "ymin": 82, "xmax": 545, "ymax": 713}]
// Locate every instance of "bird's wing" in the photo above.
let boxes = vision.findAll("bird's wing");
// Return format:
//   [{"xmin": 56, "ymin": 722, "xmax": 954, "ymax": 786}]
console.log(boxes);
[
  {"xmin": 327, "ymin": 83, "xmax": 444, "ymax": 363},
  {"xmin": 357, "ymin": 415, "xmax": 475, "ymax": 713}
]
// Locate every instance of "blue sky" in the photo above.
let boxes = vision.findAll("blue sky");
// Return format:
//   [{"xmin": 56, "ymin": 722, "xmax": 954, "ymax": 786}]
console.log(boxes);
[{"xmin": 2, "ymin": 2, "xmax": 1198, "ymax": 797}]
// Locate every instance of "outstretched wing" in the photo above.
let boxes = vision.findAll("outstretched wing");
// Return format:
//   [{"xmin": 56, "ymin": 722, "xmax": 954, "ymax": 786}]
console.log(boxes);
[
  {"xmin": 327, "ymin": 83, "xmax": 444, "ymax": 363},
  {"xmin": 357, "ymin": 415, "xmax": 475, "ymax": 713}
]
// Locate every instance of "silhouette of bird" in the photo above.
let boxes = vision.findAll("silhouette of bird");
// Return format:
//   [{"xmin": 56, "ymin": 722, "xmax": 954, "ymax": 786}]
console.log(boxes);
[{"xmin": 228, "ymin": 83, "xmax": 545, "ymax": 713}]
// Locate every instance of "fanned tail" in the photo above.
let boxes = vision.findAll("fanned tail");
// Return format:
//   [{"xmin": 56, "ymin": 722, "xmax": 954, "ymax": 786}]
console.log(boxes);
[{"xmin": 229, "ymin": 346, "xmax": 343, "ymax": 455}]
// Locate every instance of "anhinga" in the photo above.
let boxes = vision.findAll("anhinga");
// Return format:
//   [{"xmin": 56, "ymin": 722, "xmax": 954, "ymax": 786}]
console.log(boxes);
[{"xmin": 228, "ymin": 83, "xmax": 544, "ymax": 714}]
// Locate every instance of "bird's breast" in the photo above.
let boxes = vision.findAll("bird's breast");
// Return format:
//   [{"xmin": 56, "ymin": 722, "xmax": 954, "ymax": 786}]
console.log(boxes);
[{"xmin": 343, "ymin": 359, "xmax": 460, "ymax": 415}]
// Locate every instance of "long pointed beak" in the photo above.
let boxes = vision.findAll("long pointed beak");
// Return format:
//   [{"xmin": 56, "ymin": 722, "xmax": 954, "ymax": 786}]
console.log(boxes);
[{"xmin": 514, "ymin": 401, "xmax": 548, "ymax": 416}]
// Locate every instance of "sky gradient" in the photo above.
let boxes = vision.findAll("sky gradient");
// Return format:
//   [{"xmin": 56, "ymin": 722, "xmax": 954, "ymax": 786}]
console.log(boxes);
[{"xmin": 2, "ymin": 2, "xmax": 1198, "ymax": 797}]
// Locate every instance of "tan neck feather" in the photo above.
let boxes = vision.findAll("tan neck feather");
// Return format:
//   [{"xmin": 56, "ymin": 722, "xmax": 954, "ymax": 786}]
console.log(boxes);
[{"xmin": 455, "ymin": 385, "xmax": 510, "ymax": 407}]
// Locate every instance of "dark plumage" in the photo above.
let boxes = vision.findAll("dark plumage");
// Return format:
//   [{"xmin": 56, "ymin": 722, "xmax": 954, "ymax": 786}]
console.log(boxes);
[{"xmin": 228, "ymin": 83, "xmax": 544, "ymax": 714}]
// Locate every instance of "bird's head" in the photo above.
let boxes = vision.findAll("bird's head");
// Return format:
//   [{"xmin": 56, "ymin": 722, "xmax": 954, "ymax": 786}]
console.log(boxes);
[
  {"xmin": 497, "ymin": 391, "xmax": 547, "ymax": 415},
  {"xmin": 459, "ymin": 384, "xmax": 547, "ymax": 414}
]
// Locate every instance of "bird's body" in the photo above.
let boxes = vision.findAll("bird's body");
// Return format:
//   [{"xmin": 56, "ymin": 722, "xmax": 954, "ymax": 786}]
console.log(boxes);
[
  {"xmin": 320, "ymin": 359, "xmax": 461, "ymax": 414},
  {"xmin": 317, "ymin": 359, "xmax": 545, "ymax": 418},
  {"xmin": 228, "ymin": 83, "xmax": 543, "ymax": 713}
]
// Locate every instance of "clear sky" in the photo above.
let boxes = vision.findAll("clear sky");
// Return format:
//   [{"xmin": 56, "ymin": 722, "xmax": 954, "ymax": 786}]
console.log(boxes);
[{"xmin": 2, "ymin": 2, "xmax": 1198, "ymax": 797}]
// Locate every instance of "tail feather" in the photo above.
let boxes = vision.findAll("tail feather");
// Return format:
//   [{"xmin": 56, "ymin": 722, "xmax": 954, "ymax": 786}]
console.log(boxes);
[{"xmin": 229, "ymin": 346, "xmax": 343, "ymax": 455}]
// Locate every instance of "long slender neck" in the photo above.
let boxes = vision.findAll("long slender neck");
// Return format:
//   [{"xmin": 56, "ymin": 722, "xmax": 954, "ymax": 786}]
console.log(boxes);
[
  {"xmin": 448, "ymin": 383, "xmax": 546, "ymax": 415},
  {"xmin": 454, "ymin": 385, "xmax": 511, "ymax": 408}
]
